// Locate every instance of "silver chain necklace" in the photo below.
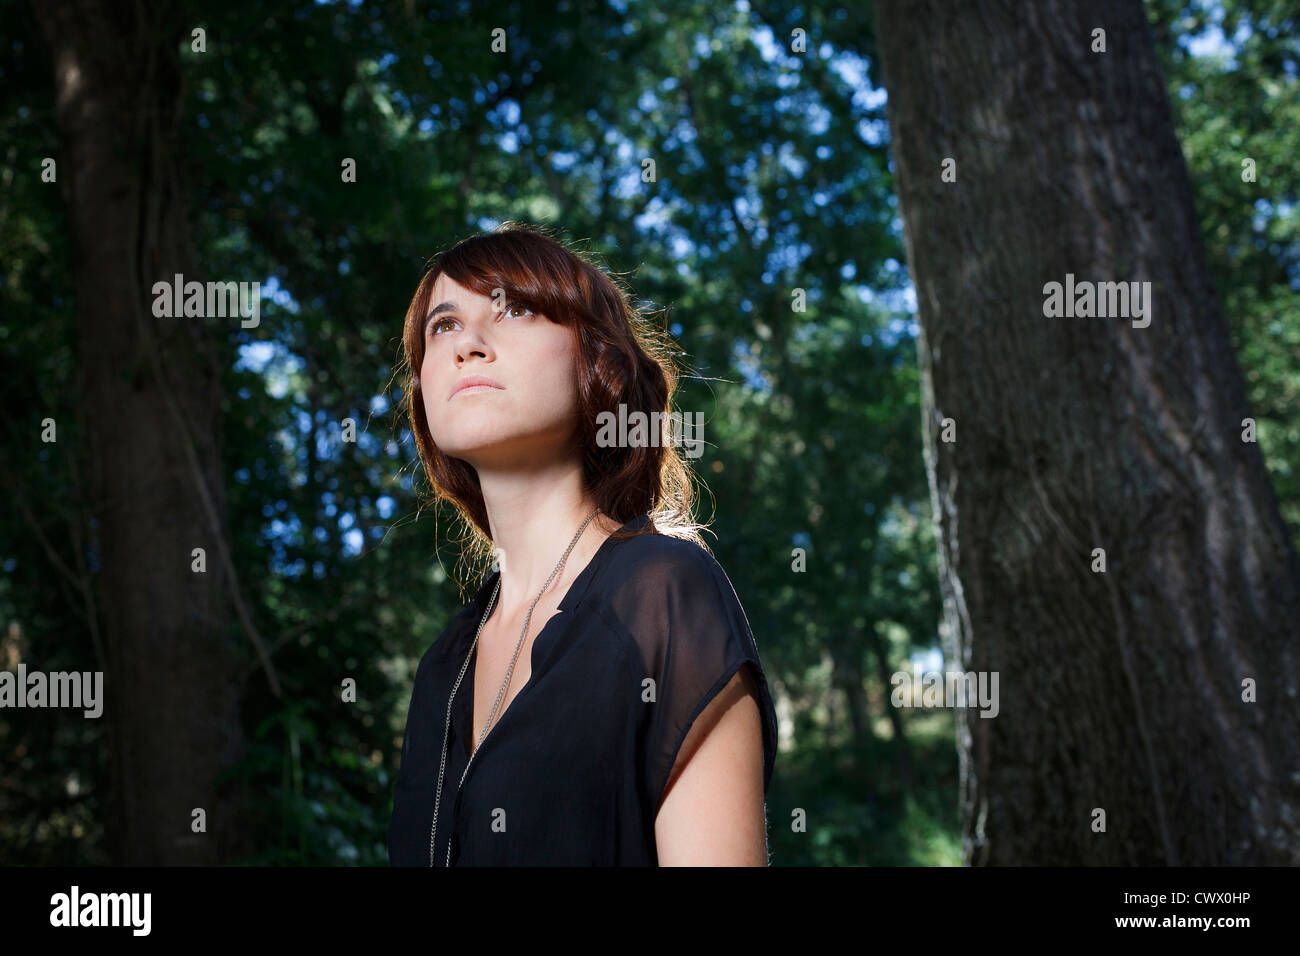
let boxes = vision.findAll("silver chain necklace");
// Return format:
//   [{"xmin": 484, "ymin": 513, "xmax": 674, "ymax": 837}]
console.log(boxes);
[{"xmin": 428, "ymin": 506, "xmax": 603, "ymax": 867}]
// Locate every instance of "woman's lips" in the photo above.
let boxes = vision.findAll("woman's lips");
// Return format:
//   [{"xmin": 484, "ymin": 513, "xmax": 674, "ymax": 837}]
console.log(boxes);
[
  {"xmin": 447, "ymin": 375, "xmax": 505, "ymax": 399},
  {"xmin": 450, "ymin": 384, "xmax": 503, "ymax": 399}
]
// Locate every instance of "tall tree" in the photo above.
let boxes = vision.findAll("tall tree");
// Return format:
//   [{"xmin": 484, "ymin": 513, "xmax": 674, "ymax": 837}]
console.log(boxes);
[
  {"xmin": 874, "ymin": 0, "xmax": 1300, "ymax": 864},
  {"xmin": 33, "ymin": 0, "xmax": 258, "ymax": 863}
]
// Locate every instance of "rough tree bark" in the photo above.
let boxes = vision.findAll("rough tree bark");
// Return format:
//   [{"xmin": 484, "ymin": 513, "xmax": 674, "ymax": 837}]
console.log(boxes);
[
  {"xmin": 874, "ymin": 0, "xmax": 1300, "ymax": 864},
  {"xmin": 34, "ymin": 0, "xmax": 250, "ymax": 864}
]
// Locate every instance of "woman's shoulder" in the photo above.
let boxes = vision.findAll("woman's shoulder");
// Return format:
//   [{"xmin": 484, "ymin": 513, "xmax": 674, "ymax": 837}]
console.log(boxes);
[
  {"xmin": 592, "ymin": 528, "xmax": 752, "ymax": 647},
  {"xmin": 601, "ymin": 526, "xmax": 727, "ymax": 587},
  {"xmin": 594, "ymin": 527, "xmax": 779, "ymax": 803}
]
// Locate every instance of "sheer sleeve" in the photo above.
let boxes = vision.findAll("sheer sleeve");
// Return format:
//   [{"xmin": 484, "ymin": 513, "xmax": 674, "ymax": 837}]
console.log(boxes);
[{"xmin": 601, "ymin": 539, "xmax": 779, "ymax": 814}]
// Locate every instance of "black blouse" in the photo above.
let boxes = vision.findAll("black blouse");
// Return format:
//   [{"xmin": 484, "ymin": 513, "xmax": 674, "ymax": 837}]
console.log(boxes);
[{"xmin": 387, "ymin": 513, "xmax": 779, "ymax": 866}]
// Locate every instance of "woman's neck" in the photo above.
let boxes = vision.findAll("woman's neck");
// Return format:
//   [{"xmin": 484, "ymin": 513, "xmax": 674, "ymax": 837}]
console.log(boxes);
[{"xmin": 476, "ymin": 467, "xmax": 617, "ymax": 618}]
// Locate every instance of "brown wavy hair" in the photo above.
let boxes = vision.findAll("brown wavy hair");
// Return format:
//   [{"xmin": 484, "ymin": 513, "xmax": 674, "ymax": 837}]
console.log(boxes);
[{"xmin": 398, "ymin": 222, "xmax": 710, "ymax": 589}]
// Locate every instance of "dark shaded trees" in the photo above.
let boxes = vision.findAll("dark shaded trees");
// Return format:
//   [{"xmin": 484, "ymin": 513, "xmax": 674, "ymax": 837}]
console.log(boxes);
[{"xmin": 33, "ymin": 0, "xmax": 254, "ymax": 864}]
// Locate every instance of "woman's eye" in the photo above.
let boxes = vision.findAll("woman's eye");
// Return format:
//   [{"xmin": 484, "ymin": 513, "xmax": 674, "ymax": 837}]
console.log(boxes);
[{"xmin": 428, "ymin": 304, "xmax": 532, "ymax": 339}]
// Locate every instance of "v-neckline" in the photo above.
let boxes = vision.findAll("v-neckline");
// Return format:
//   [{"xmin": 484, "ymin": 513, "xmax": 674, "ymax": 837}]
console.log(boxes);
[
  {"xmin": 457, "ymin": 513, "xmax": 647, "ymax": 767},
  {"xmin": 464, "ymin": 603, "xmax": 563, "ymax": 760}
]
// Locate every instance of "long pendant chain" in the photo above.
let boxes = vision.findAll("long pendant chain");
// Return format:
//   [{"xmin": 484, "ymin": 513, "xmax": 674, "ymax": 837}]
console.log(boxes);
[{"xmin": 428, "ymin": 507, "xmax": 602, "ymax": 867}]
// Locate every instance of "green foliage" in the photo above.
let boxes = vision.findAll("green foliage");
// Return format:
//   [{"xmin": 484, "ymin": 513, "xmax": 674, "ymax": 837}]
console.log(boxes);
[
  {"xmin": 1148, "ymin": 0, "xmax": 1300, "ymax": 543},
  {"xmin": 770, "ymin": 708, "xmax": 961, "ymax": 866}
]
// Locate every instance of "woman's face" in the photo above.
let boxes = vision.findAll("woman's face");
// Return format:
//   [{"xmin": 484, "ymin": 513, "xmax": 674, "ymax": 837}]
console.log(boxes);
[{"xmin": 419, "ymin": 273, "xmax": 581, "ymax": 469}]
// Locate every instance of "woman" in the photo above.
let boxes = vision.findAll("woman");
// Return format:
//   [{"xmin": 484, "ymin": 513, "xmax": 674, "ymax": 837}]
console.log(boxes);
[{"xmin": 387, "ymin": 223, "xmax": 779, "ymax": 866}]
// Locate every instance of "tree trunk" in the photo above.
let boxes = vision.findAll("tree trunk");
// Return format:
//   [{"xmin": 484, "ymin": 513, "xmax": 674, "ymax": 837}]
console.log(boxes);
[
  {"xmin": 874, "ymin": 0, "xmax": 1300, "ymax": 864},
  {"xmin": 832, "ymin": 644, "xmax": 873, "ymax": 747},
  {"xmin": 866, "ymin": 626, "xmax": 914, "ymax": 794},
  {"xmin": 35, "ymin": 0, "xmax": 250, "ymax": 864}
]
